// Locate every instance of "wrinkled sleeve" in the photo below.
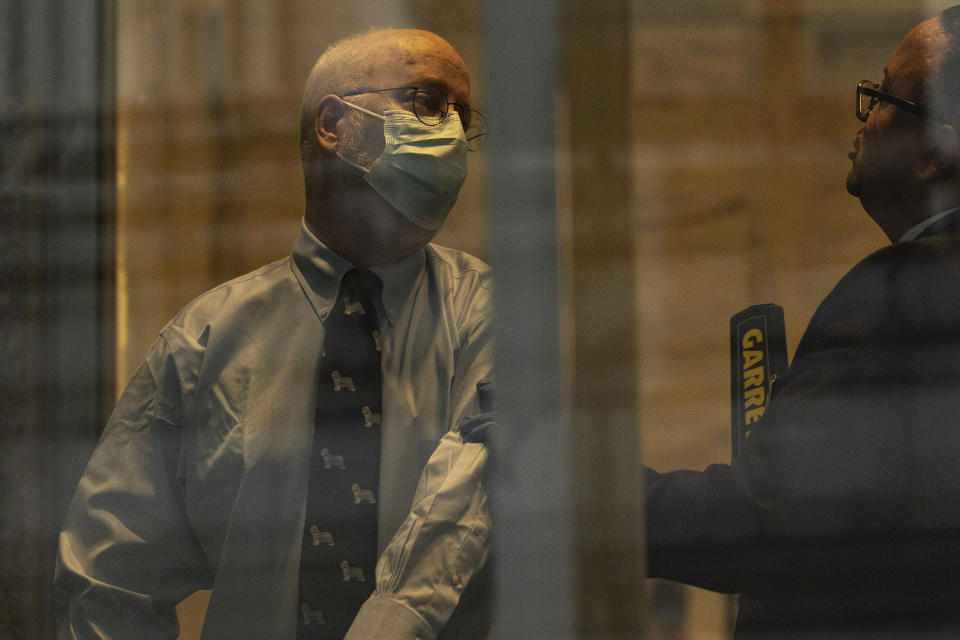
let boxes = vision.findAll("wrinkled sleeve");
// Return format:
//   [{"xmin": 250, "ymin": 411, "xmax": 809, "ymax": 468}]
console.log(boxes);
[
  {"xmin": 346, "ymin": 296, "xmax": 494, "ymax": 640},
  {"xmin": 54, "ymin": 336, "xmax": 211, "ymax": 639},
  {"xmin": 346, "ymin": 436, "xmax": 490, "ymax": 640}
]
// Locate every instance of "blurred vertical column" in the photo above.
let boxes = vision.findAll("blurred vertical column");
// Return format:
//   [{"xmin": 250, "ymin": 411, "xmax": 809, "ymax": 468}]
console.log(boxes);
[
  {"xmin": 484, "ymin": 0, "xmax": 644, "ymax": 636},
  {"xmin": 562, "ymin": 0, "xmax": 646, "ymax": 637},
  {"xmin": 484, "ymin": 1, "xmax": 574, "ymax": 639},
  {"xmin": 760, "ymin": 0, "xmax": 808, "ymax": 322},
  {"xmin": 0, "ymin": 0, "xmax": 116, "ymax": 638}
]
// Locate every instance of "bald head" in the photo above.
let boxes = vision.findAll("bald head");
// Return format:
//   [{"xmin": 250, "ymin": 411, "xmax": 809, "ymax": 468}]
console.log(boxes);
[
  {"xmin": 928, "ymin": 7, "xmax": 960, "ymax": 127},
  {"xmin": 296, "ymin": 29, "xmax": 472, "ymax": 267},
  {"xmin": 299, "ymin": 29, "xmax": 469, "ymax": 165},
  {"xmin": 846, "ymin": 8, "xmax": 960, "ymax": 238}
]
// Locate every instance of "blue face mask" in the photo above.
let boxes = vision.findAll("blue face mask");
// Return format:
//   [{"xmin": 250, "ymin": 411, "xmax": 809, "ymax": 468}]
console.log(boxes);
[{"xmin": 337, "ymin": 103, "xmax": 468, "ymax": 231}]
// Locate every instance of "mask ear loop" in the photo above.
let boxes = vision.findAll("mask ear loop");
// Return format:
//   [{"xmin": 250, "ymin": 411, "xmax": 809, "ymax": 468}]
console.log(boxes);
[
  {"xmin": 335, "ymin": 99, "xmax": 387, "ymax": 173},
  {"xmin": 341, "ymin": 100, "xmax": 387, "ymax": 121}
]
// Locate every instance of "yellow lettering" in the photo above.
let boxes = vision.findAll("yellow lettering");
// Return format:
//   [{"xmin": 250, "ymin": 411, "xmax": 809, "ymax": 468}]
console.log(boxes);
[
  {"xmin": 742, "ymin": 349, "xmax": 763, "ymax": 370},
  {"xmin": 743, "ymin": 366, "xmax": 764, "ymax": 389},
  {"xmin": 744, "ymin": 385, "xmax": 766, "ymax": 408},
  {"xmin": 745, "ymin": 407, "xmax": 764, "ymax": 424},
  {"xmin": 742, "ymin": 328, "xmax": 763, "ymax": 348}
]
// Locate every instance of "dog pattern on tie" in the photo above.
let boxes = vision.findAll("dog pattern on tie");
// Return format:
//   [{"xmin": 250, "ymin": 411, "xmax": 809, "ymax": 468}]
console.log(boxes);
[
  {"xmin": 343, "ymin": 297, "xmax": 365, "ymax": 315},
  {"xmin": 351, "ymin": 483, "xmax": 376, "ymax": 504},
  {"xmin": 320, "ymin": 448, "xmax": 345, "ymax": 470},
  {"xmin": 361, "ymin": 406, "xmax": 381, "ymax": 427},
  {"xmin": 330, "ymin": 370, "xmax": 355, "ymax": 392},
  {"xmin": 309, "ymin": 526, "xmax": 335, "ymax": 547},
  {"xmin": 301, "ymin": 603, "xmax": 325, "ymax": 626},
  {"xmin": 340, "ymin": 560, "xmax": 366, "ymax": 582}
]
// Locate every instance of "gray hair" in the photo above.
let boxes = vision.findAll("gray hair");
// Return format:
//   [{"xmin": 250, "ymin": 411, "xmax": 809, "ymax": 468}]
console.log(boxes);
[{"xmin": 299, "ymin": 29, "xmax": 401, "ymax": 166}]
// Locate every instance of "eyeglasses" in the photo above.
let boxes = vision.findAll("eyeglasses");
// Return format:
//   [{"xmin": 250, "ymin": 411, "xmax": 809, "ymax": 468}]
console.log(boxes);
[
  {"xmin": 340, "ymin": 85, "xmax": 487, "ymax": 151},
  {"xmin": 856, "ymin": 80, "xmax": 926, "ymax": 122}
]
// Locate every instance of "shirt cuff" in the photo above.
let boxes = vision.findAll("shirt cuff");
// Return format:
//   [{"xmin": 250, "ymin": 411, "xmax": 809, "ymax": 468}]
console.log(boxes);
[{"xmin": 344, "ymin": 595, "xmax": 435, "ymax": 640}]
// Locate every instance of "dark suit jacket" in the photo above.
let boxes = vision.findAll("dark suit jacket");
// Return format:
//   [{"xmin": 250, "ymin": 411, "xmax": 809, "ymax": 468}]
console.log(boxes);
[{"xmin": 646, "ymin": 211, "xmax": 960, "ymax": 639}]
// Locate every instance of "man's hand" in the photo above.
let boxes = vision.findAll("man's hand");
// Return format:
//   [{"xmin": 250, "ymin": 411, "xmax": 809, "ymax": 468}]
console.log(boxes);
[{"xmin": 459, "ymin": 380, "xmax": 496, "ymax": 443}]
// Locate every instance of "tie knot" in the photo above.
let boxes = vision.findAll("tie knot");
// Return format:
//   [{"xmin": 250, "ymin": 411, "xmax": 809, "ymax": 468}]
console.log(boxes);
[{"xmin": 340, "ymin": 268, "xmax": 383, "ymax": 303}]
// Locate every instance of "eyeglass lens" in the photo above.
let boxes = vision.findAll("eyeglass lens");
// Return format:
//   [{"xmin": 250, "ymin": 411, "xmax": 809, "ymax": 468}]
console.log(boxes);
[{"xmin": 411, "ymin": 87, "xmax": 487, "ymax": 150}]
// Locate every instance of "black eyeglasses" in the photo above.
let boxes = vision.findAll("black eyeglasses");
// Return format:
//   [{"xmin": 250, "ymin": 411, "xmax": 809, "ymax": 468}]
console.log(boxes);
[
  {"xmin": 340, "ymin": 85, "xmax": 487, "ymax": 151},
  {"xmin": 856, "ymin": 80, "xmax": 926, "ymax": 122}
]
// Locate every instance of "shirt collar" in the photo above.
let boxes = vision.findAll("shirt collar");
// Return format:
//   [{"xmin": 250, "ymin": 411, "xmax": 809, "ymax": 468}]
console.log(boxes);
[
  {"xmin": 899, "ymin": 206, "xmax": 960, "ymax": 242},
  {"xmin": 291, "ymin": 218, "xmax": 424, "ymax": 325}
]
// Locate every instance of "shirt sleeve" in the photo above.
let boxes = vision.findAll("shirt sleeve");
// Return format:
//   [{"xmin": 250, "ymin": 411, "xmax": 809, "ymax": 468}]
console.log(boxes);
[
  {"xmin": 345, "ymin": 434, "xmax": 491, "ymax": 640},
  {"xmin": 346, "ymin": 288, "xmax": 494, "ymax": 640},
  {"xmin": 54, "ymin": 336, "xmax": 212, "ymax": 639}
]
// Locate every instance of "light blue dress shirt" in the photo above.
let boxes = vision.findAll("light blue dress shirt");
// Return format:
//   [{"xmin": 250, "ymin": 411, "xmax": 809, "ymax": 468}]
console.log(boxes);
[{"xmin": 55, "ymin": 221, "xmax": 494, "ymax": 639}]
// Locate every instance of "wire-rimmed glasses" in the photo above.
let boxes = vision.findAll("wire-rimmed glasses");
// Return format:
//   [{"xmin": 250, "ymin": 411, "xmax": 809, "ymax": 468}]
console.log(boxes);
[{"xmin": 341, "ymin": 85, "xmax": 487, "ymax": 151}]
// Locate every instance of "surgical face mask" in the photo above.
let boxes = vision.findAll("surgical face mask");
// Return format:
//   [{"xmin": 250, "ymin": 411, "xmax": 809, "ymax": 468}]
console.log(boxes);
[{"xmin": 337, "ymin": 102, "xmax": 468, "ymax": 230}]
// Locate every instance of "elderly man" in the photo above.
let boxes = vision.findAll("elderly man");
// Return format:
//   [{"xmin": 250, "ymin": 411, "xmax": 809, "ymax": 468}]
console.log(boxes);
[
  {"xmin": 645, "ymin": 7, "xmax": 960, "ymax": 639},
  {"xmin": 55, "ymin": 29, "xmax": 492, "ymax": 639}
]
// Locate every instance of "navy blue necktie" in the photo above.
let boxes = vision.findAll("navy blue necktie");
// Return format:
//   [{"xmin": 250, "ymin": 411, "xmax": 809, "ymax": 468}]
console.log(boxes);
[{"xmin": 298, "ymin": 268, "xmax": 383, "ymax": 639}]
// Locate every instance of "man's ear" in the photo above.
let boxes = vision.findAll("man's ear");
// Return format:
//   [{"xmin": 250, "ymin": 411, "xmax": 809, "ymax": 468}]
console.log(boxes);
[
  {"xmin": 918, "ymin": 123, "xmax": 959, "ymax": 182},
  {"xmin": 314, "ymin": 94, "xmax": 346, "ymax": 153}
]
